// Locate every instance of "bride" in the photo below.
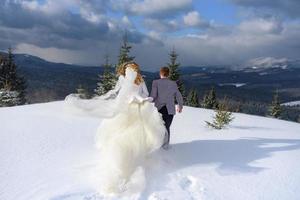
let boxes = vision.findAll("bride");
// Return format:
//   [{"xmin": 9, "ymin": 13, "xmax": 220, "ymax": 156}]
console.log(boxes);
[{"xmin": 65, "ymin": 62, "xmax": 166, "ymax": 195}]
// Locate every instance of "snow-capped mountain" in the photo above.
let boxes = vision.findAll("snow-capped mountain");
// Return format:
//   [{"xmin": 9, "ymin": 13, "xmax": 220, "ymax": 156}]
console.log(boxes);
[
  {"xmin": 1, "ymin": 102, "xmax": 300, "ymax": 200},
  {"xmin": 246, "ymin": 57, "xmax": 289, "ymax": 69},
  {"xmin": 242, "ymin": 57, "xmax": 300, "ymax": 72},
  {"xmin": 282, "ymin": 100, "xmax": 300, "ymax": 107}
]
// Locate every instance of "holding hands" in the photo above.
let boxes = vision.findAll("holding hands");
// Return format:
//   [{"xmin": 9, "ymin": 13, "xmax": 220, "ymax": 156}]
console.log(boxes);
[{"xmin": 177, "ymin": 106, "xmax": 183, "ymax": 113}]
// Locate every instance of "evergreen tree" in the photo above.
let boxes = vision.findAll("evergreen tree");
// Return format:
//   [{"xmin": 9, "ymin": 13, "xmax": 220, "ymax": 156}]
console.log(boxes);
[
  {"xmin": 167, "ymin": 48, "xmax": 185, "ymax": 99},
  {"xmin": 269, "ymin": 90, "xmax": 282, "ymax": 118},
  {"xmin": 76, "ymin": 84, "xmax": 89, "ymax": 99},
  {"xmin": 206, "ymin": 97, "xmax": 234, "ymax": 130},
  {"xmin": 0, "ymin": 82, "xmax": 21, "ymax": 107},
  {"xmin": 117, "ymin": 32, "xmax": 135, "ymax": 69},
  {"xmin": 95, "ymin": 54, "xmax": 117, "ymax": 96},
  {"xmin": 235, "ymin": 101, "xmax": 242, "ymax": 113},
  {"xmin": 203, "ymin": 87, "xmax": 218, "ymax": 109},
  {"xmin": 187, "ymin": 88, "xmax": 199, "ymax": 107},
  {"xmin": 0, "ymin": 48, "xmax": 27, "ymax": 105}
]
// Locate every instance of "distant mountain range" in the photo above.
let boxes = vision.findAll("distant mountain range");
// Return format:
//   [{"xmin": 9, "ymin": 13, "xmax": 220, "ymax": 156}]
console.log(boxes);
[{"xmin": 1, "ymin": 52, "xmax": 300, "ymax": 105}]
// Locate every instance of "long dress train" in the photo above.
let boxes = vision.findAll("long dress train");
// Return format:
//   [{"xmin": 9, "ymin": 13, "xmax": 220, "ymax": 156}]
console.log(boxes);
[{"xmin": 65, "ymin": 67, "xmax": 166, "ymax": 194}]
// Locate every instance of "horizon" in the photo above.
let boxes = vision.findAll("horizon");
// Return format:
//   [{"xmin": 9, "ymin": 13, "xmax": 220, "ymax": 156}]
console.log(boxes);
[
  {"xmin": 1, "ymin": 0, "xmax": 300, "ymax": 71},
  {"xmin": 3, "ymin": 51, "xmax": 300, "ymax": 73}
]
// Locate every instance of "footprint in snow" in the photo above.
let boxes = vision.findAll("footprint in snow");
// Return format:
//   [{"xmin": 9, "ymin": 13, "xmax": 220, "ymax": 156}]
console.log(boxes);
[
  {"xmin": 148, "ymin": 193, "xmax": 168, "ymax": 200},
  {"xmin": 179, "ymin": 176, "xmax": 197, "ymax": 190},
  {"xmin": 178, "ymin": 175, "xmax": 206, "ymax": 200},
  {"xmin": 50, "ymin": 192, "xmax": 101, "ymax": 200}
]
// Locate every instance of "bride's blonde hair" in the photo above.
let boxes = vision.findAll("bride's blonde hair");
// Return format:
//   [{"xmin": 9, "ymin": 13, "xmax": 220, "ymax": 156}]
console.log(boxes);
[{"xmin": 117, "ymin": 62, "xmax": 144, "ymax": 85}]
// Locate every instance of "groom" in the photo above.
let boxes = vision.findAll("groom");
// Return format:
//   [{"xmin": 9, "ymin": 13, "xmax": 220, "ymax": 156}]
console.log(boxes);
[{"xmin": 150, "ymin": 67, "xmax": 183, "ymax": 150}]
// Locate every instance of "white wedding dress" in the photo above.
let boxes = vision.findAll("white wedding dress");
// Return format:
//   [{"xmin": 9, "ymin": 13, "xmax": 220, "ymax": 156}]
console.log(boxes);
[{"xmin": 65, "ymin": 68, "xmax": 166, "ymax": 194}]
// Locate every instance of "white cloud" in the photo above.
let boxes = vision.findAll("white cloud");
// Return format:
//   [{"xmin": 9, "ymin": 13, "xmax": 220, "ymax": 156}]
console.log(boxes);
[
  {"xmin": 238, "ymin": 18, "xmax": 283, "ymax": 34},
  {"xmin": 144, "ymin": 18, "xmax": 179, "ymax": 32},
  {"xmin": 21, "ymin": 0, "xmax": 39, "ymax": 10},
  {"xmin": 121, "ymin": 16, "xmax": 133, "ymax": 28},
  {"xmin": 21, "ymin": 0, "xmax": 76, "ymax": 15},
  {"xmin": 164, "ymin": 20, "xmax": 300, "ymax": 66},
  {"xmin": 186, "ymin": 34, "xmax": 209, "ymax": 40},
  {"xmin": 112, "ymin": 0, "xmax": 192, "ymax": 17},
  {"xmin": 183, "ymin": 11, "xmax": 201, "ymax": 26},
  {"xmin": 1, "ymin": 0, "xmax": 300, "ymax": 69},
  {"xmin": 229, "ymin": 0, "xmax": 300, "ymax": 18},
  {"xmin": 183, "ymin": 11, "xmax": 211, "ymax": 28}
]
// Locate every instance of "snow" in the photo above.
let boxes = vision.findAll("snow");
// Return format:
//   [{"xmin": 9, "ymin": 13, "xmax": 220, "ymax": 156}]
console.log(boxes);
[
  {"xmin": 218, "ymin": 83, "xmax": 246, "ymax": 88},
  {"xmin": 246, "ymin": 57, "xmax": 289, "ymax": 69},
  {"xmin": 282, "ymin": 101, "xmax": 300, "ymax": 107},
  {"xmin": 1, "ymin": 101, "xmax": 300, "ymax": 200}
]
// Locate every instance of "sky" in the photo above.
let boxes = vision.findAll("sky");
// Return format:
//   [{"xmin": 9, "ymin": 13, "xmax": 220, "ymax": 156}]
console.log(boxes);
[{"xmin": 0, "ymin": 0, "xmax": 300, "ymax": 70}]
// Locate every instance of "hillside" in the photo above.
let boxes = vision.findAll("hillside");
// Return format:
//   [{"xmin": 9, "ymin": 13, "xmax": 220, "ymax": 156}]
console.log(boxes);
[{"xmin": 1, "ymin": 102, "xmax": 300, "ymax": 200}]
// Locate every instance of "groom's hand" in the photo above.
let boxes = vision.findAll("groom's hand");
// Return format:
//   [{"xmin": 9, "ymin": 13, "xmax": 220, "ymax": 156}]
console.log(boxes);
[{"xmin": 177, "ymin": 106, "xmax": 183, "ymax": 113}]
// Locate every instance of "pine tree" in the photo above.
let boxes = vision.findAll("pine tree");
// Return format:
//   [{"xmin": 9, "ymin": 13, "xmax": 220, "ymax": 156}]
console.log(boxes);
[
  {"xmin": 235, "ymin": 101, "xmax": 242, "ymax": 113},
  {"xmin": 117, "ymin": 32, "xmax": 135, "ymax": 69},
  {"xmin": 0, "ymin": 82, "xmax": 21, "ymax": 107},
  {"xmin": 187, "ymin": 88, "xmax": 199, "ymax": 107},
  {"xmin": 0, "ymin": 48, "xmax": 27, "ymax": 105},
  {"xmin": 205, "ymin": 97, "xmax": 234, "ymax": 130},
  {"xmin": 202, "ymin": 93, "xmax": 209, "ymax": 108},
  {"xmin": 95, "ymin": 54, "xmax": 117, "ymax": 96},
  {"xmin": 269, "ymin": 90, "xmax": 282, "ymax": 118},
  {"xmin": 76, "ymin": 84, "xmax": 89, "ymax": 99},
  {"xmin": 203, "ymin": 87, "xmax": 218, "ymax": 109},
  {"xmin": 167, "ymin": 48, "xmax": 185, "ymax": 99}
]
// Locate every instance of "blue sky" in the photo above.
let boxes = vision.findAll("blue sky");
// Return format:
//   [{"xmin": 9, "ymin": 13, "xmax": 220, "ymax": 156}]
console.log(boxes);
[
  {"xmin": 193, "ymin": 0, "xmax": 239, "ymax": 25},
  {"xmin": 0, "ymin": 0, "xmax": 299, "ymax": 70}
]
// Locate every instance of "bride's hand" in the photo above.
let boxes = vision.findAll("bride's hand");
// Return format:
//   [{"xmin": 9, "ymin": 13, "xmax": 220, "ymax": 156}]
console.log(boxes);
[
  {"xmin": 128, "ymin": 96, "xmax": 153, "ymax": 104},
  {"xmin": 128, "ymin": 96, "xmax": 143, "ymax": 104},
  {"xmin": 144, "ymin": 97, "xmax": 153, "ymax": 102}
]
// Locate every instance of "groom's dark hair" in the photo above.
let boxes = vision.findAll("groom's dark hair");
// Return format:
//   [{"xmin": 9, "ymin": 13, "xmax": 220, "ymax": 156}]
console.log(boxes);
[{"xmin": 160, "ymin": 67, "xmax": 170, "ymax": 77}]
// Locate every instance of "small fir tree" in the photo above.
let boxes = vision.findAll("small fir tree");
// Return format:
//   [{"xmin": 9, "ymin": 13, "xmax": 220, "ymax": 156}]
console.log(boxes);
[
  {"xmin": 202, "ymin": 93, "xmax": 209, "ymax": 108},
  {"xmin": 116, "ymin": 32, "xmax": 135, "ymax": 71},
  {"xmin": 203, "ymin": 87, "xmax": 218, "ymax": 109},
  {"xmin": 206, "ymin": 97, "xmax": 234, "ymax": 130},
  {"xmin": 76, "ymin": 84, "xmax": 89, "ymax": 99},
  {"xmin": 269, "ymin": 90, "xmax": 282, "ymax": 118},
  {"xmin": 95, "ymin": 54, "xmax": 117, "ymax": 96},
  {"xmin": 167, "ymin": 48, "xmax": 185, "ymax": 99},
  {"xmin": 187, "ymin": 88, "xmax": 199, "ymax": 107}
]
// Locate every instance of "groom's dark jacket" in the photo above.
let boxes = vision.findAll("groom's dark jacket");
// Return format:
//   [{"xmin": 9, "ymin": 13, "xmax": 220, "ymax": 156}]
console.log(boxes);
[{"xmin": 150, "ymin": 78, "xmax": 183, "ymax": 115}]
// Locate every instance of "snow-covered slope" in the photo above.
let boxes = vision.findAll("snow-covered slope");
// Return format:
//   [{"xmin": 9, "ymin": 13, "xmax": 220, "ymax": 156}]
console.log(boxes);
[{"xmin": 1, "ymin": 102, "xmax": 300, "ymax": 200}]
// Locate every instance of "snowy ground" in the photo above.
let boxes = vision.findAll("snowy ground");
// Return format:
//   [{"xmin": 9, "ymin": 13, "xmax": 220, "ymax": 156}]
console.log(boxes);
[{"xmin": 1, "ymin": 101, "xmax": 300, "ymax": 200}]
